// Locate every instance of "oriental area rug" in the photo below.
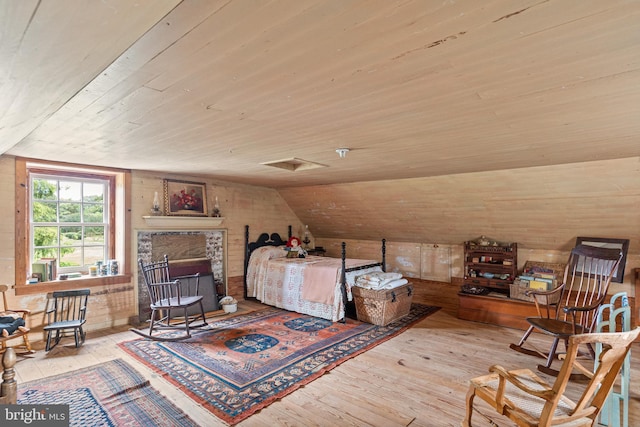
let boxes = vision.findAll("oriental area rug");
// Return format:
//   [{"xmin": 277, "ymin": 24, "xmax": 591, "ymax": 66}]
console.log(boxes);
[
  {"xmin": 17, "ymin": 358, "xmax": 196, "ymax": 427},
  {"xmin": 119, "ymin": 303, "xmax": 440, "ymax": 425}
]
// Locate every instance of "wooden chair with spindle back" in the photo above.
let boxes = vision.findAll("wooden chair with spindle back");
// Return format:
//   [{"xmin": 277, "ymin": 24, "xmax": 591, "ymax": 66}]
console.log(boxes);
[{"xmin": 509, "ymin": 244, "xmax": 623, "ymax": 376}]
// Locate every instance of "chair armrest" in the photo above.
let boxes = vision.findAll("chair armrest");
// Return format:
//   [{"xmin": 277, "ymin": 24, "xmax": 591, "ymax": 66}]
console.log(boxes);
[
  {"xmin": 5, "ymin": 309, "xmax": 30, "ymax": 315},
  {"xmin": 149, "ymin": 280, "xmax": 184, "ymax": 299},
  {"xmin": 526, "ymin": 284, "xmax": 564, "ymax": 317},
  {"xmin": 172, "ymin": 273, "xmax": 201, "ymax": 295},
  {"xmin": 489, "ymin": 365, "xmax": 556, "ymax": 400},
  {"xmin": 562, "ymin": 298, "xmax": 603, "ymax": 314},
  {"xmin": 45, "ymin": 307, "xmax": 56, "ymax": 322},
  {"xmin": 525, "ymin": 283, "xmax": 564, "ymax": 299}
]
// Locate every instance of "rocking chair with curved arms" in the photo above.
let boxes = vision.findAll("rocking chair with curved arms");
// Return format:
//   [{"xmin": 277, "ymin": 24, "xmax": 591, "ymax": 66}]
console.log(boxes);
[
  {"xmin": 132, "ymin": 255, "xmax": 207, "ymax": 341},
  {"xmin": 464, "ymin": 328, "xmax": 640, "ymax": 427},
  {"xmin": 509, "ymin": 244, "xmax": 623, "ymax": 376}
]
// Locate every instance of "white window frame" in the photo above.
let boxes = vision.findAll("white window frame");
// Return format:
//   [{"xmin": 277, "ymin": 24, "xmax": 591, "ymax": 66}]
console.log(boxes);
[
  {"xmin": 15, "ymin": 158, "xmax": 131, "ymax": 294},
  {"xmin": 29, "ymin": 172, "xmax": 112, "ymax": 275}
]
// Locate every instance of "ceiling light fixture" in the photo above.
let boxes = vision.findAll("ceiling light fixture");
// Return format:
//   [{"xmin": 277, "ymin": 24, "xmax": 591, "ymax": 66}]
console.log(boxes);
[{"xmin": 336, "ymin": 148, "xmax": 350, "ymax": 158}]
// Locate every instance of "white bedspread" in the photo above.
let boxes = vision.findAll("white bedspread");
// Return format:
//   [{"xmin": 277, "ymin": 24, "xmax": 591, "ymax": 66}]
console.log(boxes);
[{"xmin": 246, "ymin": 246, "xmax": 382, "ymax": 321}]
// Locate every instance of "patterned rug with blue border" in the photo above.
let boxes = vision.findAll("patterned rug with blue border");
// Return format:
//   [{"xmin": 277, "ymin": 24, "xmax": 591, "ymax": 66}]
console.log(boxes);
[
  {"xmin": 18, "ymin": 358, "xmax": 196, "ymax": 427},
  {"xmin": 119, "ymin": 303, "xmax": 440, "ymax": 425}
]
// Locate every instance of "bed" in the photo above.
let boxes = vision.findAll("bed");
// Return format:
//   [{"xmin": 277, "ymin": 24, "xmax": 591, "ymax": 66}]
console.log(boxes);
[{"xmin": 243, "ymin": 225, "xmax": 386, "ymax": 322}]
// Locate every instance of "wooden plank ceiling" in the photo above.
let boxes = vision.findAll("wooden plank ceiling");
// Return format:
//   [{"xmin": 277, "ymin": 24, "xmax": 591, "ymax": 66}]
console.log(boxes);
[{"xmin": 1, "ymin": 0, "xmax": 639, "ymax": 189}]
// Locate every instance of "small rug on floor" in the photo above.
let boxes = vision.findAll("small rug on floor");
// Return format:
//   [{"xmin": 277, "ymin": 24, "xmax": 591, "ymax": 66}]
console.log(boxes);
[
  {"xmin": 119, "ymin": 303, "xmax": 440, "ymax": 425},
  {"xmin": 18, "ymin": 358, "xmax": 196, "ymax": 427}
]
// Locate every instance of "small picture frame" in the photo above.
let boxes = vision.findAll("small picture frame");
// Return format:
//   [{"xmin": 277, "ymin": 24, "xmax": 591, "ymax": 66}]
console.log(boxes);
[
  {"xmin": 575, "ymin": 236, "xmax": 629, "ymax": 283},
  {"xmin": 164, "ymin": 179, "xmax": 208, "ymax": 216}
]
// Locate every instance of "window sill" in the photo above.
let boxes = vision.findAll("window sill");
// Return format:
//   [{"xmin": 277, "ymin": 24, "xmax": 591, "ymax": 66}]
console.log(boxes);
[{"xmin": 15, "ymin": 274, "xmax": 132, "ymax": 295}]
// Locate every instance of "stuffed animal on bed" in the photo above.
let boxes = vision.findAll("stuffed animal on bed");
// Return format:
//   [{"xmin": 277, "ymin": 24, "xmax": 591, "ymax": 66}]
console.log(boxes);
[
  {"xmin": 0, "ymin": 312, "xmax": 27, "ymax": 337},
  {"xmin": 285, "ymin": 236, "xmax": 307, "ymax": 258}
]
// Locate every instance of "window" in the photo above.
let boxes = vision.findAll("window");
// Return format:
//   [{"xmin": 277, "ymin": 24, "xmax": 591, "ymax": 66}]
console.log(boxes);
[
  {"xmin": 30, "ymin": 172, "xmax": 112, "ymax": 275},
  {"xmin": 15, "ymin": 158, "xmax": 131, "ymax": 294}
]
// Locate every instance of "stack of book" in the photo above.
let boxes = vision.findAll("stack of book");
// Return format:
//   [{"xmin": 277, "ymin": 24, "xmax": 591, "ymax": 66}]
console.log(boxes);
[
  {"xmin": 515, "ymin": 266, "xmax": 557, "ymax": 291},
  {"xmin": 31, "ymin": 258, "xmax": 57, "ymax": 282}
]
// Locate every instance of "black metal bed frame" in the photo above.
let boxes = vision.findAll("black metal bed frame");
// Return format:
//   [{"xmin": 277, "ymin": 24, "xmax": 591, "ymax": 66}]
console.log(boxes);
[{"xmin": 243, "ymin": 225, "xmax": 386, "ymax": 320}]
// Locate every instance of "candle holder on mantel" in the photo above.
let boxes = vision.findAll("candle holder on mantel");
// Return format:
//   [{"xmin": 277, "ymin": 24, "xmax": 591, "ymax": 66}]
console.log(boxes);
[
  {"xmin": 150, "ymin": 191, "xmax": 162, "ymax": 216},
  {"xmin": 211, "ymin": 196, "xmax": 222, "ymax": 217}
]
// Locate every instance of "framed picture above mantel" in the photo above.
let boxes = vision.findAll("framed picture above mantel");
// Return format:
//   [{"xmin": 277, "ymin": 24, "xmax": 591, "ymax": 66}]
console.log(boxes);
[{"xmin": 164, "ymin": 179, "xmax": 208, "ymax": 216}]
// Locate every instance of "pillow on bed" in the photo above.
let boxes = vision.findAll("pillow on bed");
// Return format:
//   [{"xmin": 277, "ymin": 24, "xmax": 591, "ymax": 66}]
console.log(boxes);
[{"xmin": 253, "ymin": 245, "xmax": 287, "ymax": 260}]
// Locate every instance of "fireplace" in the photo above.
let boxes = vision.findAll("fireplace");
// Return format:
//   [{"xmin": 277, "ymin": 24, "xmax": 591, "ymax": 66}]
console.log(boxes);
[{"xmin": 136, "ymin": 230, "xmax": 224, "ymax": 323}]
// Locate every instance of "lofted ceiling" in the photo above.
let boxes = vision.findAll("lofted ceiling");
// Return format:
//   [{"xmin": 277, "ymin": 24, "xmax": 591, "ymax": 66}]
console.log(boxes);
[{"xmin": 1, "ymin": 0, "xmax": 639, "ymax": 189}]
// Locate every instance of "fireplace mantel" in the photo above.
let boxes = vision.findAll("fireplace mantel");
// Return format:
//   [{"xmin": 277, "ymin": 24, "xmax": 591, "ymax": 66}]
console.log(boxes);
[{"xmin": 142, "ymin": 215, "xmax": 224, "ymax": 229}]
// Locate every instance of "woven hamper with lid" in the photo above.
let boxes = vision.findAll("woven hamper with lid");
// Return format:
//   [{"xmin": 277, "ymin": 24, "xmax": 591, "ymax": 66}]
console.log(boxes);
[{"xmin": 352, "ymin": 283, "xmax": 413, "ymax": 326}]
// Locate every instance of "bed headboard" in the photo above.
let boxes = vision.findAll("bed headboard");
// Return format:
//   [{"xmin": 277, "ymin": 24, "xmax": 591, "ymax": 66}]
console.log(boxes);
[{"xmin": 244, "ymin": 225, "xmax": 291, "ymax": 298}]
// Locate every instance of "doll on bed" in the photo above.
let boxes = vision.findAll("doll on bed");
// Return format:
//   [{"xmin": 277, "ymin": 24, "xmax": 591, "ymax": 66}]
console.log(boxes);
[
  {"xmin": 0, "ymin": 312, "xmax": 27, "ymax": 337},
  {"xmin": 285, "ymin": 236, "xmax": 307, "ymax": 258}
]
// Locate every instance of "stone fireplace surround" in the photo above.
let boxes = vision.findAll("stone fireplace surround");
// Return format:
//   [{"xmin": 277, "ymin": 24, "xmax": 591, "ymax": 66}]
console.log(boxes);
[{"xmin": 136, "ymin": 230, "xmax": 225, "ymax": 323}]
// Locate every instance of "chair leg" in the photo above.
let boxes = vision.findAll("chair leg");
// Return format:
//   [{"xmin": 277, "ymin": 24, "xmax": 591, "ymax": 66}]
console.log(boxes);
[
  {"xmin": 148, "ymin": 309, "xmax": 157, "ymax": 337},
  {"xmin": 45, "ymin": 331, "xmax": 52, "ymax": 351},
  {"xmin": 509, "ymin": 325, "xmax": 545, "ymax": 358},
  {"xmin": 544, "ymin": 337, "xmax": 560, "ymax": 368},
  {"xmin": 74, "ymin": 328, "xmax": 81, "ymax": 348},
  {"xmin": 184, "ymin": 307, "xmax": 191, "ymax": 337},
  {"xmin": 516, "ymin": 325, "xmax": 534, "ymax": 346},
  {"xmin": 537, "ymin": 337, "xmax": 563, "ymax": 376},
  {"xmin": 22, "ymin": 333, "xmax": 33, "ymax": 353},
  {"xmin": 462, "ymin": 385, "xmax": 476, "ymax": 427},
  {"xmin": 198, "ymin": 301, "xmax": 207, "ymax": 326}
]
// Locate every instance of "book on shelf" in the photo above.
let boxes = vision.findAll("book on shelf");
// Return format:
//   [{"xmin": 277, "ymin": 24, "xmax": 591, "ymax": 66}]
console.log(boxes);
[
  {"xmin": 528, "ymin": 280, "xmax": 550, "ymax": 290},
  {"xmin": 33, "ymin": 257, "xmax": 57, "ymax": 281},
  {"xmin": 31, "ymin": 262, "xmax": 48, "ymax": 282}
]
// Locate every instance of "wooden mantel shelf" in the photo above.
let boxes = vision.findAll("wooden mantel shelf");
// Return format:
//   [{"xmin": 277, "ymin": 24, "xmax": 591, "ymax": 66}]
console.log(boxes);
[{"xmin": 142, "ymin": 215, "xmax": 225, "ymax": 229}]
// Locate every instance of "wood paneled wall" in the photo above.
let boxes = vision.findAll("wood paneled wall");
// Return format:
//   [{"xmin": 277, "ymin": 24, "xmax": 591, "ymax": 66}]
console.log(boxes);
[
  {"xmin": 0, "ymin": 157, "xmax": 304, "ymax": 343},
  {"xmin": 282, "ymin": 157, "xmax": 640, "ymax": 294},
  {"xmin": 1, "ymin": 155, "xmax": 638, "ymax": 346}
]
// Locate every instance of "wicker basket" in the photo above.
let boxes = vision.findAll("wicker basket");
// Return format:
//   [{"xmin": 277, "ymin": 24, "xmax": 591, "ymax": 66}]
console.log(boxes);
[
  {"xmin": 510, "ymin": 260, "xmax": 566, "ymax": 303},
  {"xmin": 510, "ymin": 281, "xmax": 562, "ymax": 304},
  {"xmin": 352, "ymin": 283, "xmax": 413, "ymax": 326},
  {"xmin": 510, "ymin": 280, "xmax": 537, "ymax": 302}
]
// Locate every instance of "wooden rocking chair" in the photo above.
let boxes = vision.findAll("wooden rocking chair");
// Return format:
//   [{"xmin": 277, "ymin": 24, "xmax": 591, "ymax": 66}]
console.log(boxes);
[
  {"xmin": 509, "ymin": 244, "xmax": 622, "ymax": 376},
  {"xmin": 132, "ymin": 255, "xmax": 207, "ymax": 341},
  {"xmin": 0, "ymin": 284, "xmax": 33, "ymax": 354},
  {"xmin": 464, "ymin": 328, "xmax": 640, "ymax": 427}
]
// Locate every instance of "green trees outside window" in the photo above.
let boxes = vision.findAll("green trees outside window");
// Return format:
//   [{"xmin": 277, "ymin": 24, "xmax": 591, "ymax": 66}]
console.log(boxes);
[{"xmin": 32, "ymin": 177, "xmax": 107, "ymax": 271}]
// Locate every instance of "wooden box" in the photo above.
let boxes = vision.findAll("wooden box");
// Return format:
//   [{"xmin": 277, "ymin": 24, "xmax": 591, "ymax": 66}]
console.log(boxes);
[{"xmin": 352, "ymin": 283, "xmax": 413, "ymax": 326}]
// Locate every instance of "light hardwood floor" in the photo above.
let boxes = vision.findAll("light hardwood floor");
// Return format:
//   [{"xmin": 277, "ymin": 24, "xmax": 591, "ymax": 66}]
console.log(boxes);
[{"xmin": 10, "ymin": 281, "xmax": 640, "ymax": 427}]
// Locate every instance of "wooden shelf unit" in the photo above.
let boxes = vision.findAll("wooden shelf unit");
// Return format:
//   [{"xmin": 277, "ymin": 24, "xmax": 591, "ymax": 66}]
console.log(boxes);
[
  {"xmin": 462, "ymin": 241, "xmax": 517, "ymax": 296},
  {"xmin": 458, "ymin": 240, "xmax": 523, "ymax": 328}
]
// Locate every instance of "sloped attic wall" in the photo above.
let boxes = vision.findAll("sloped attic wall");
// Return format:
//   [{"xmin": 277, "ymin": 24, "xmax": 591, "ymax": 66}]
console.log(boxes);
[{"xmin": 278, "ymin": 156, "xmax": 640, "ymax": 258}]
